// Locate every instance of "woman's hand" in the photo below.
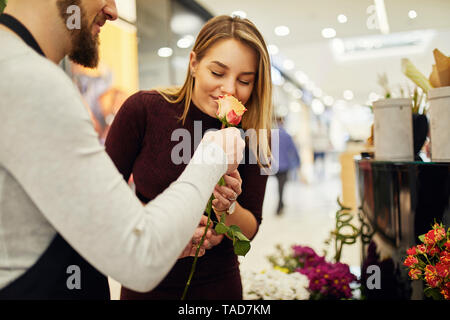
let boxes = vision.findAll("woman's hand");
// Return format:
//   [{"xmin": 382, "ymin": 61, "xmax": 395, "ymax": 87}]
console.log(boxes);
[
  {"xmin": 179, "ymin": 215, "xmax": 212, "ymax": 259},
  {"xmin": 212, "ymin": 169, "xmax": 242, "ymax": 214}
]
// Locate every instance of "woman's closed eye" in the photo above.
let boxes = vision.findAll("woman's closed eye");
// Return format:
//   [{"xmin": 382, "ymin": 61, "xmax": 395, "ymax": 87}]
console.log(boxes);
[{"xmin": 211, "ymin": 71, "xmax": 224, "ymax": 77}]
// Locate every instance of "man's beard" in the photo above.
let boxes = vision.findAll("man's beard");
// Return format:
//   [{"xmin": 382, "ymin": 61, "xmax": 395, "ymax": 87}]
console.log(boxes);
[{"xmin": 57, "ymin": 0, "xmax": 100, "ymax": 68}]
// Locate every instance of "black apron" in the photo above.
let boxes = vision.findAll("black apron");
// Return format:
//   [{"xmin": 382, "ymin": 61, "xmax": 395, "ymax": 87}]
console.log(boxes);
[{"xmin": 0, "ymin": 13, "xmax": 110, "ymax": 300}]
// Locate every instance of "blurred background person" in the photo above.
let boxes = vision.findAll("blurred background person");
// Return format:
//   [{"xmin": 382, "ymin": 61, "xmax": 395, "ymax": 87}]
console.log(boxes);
[{"xmin": 272, "ymin": 117, "xmax": 300, "ymax": 216}]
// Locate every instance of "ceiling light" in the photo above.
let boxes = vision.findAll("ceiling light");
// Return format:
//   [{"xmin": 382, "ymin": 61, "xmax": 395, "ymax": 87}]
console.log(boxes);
[
  {"xmin": 171, "ymin": 13, "xmax": 203, "ymax": 35},
  {"xmin": 322, "ymin": 27, "xmax": 336, "ymax": 39},
  {"xmin": 267, "ymin": 44, "xmax": 279, "ymax": 55},
  {"xmin": 295, "ymin": 71, "xmax": 308, "ymax": 84},
  {"xmin": 158, "ymin": 47, "xmax": 173, "ymax": 58},
  {"xmin": 312, "ymin": 87, "xmax": 323, "ymax": 98},
  {"xmin": 337, "ymin": 14, "xmax": 348, "ymax": 23},
  {"xmin": 343, "ymin": 90, "xmax": 354, "ymax": 100},
  {"xmin": 271, "ymin": 67, "xmax": 285, "ymax": 86},
  {"xmin": 275, "ymin": 25, "xmax": 290, "ymax": 37},
  {"xmin": 283, "ymin": 59, "xmax": 295, "ymax": 70},
  {"xmin": 408, "ymin": 10, "xmax": 417, "ymax": 19},
  {"xmin": 311, "ymin": 99, "xmax": 325, "ymax": 115},
  {"xmin": 177, "ymin": 35, "xmax": 194, "ymax": 49},
  {"xmin": 231, "ymin": 10, "xmax": 247, "ymax": 19},
  {"xmin": 323, "ymin": 96, "xmax": 335, "ymax": 106}
]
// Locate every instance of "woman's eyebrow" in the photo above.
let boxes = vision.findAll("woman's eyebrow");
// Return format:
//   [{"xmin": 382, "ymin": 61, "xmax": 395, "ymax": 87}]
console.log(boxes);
[{"xmin": 210, "ymin": 60, "xmax": 256, "ymax": 75}]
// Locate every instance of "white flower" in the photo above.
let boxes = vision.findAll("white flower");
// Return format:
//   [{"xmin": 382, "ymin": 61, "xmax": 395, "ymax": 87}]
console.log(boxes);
[{"xmin": 241, "ymin": 269, "xmax": 310, "ymax": 300}]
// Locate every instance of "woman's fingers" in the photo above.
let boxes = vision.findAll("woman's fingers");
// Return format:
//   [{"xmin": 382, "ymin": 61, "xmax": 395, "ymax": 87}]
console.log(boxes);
[
  {"xmin": 223, "ymin": 174, "xmax": 242, "ymax": 195},
  {"xmin": 213, "ymin": 189, "xmax": 231, "ymax": 209}
]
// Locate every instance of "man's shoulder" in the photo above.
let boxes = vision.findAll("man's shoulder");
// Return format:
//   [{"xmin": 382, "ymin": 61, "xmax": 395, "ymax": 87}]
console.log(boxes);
[{"xmin": 0, "ymin": 31, "xmax": 75, "ymax": 95}]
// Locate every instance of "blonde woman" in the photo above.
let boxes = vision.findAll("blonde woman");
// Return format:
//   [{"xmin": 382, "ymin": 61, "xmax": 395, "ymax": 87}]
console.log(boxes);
[{"xmin": 105, "ymin": 15, "xmax": 273, "ymax": 300}]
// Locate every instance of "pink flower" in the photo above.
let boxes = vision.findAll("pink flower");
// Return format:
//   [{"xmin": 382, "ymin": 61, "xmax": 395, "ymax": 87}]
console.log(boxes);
[{"xmin": 216, "ymin": 95, "xmax": 247, "ymax": 127}]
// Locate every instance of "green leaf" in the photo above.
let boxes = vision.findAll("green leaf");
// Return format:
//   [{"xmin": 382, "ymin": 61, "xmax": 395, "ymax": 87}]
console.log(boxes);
[
  {"xmin": 234, "ymin": 230, "xmax": 249, "ymax": 242},
  {"xmin": 219, "ymin": 213, "xmax": 227, "ymax": 224},
  {"xmin": 215, "ymin": 222, "xmax": 228, "ymax": 235},
  {"xmin": 234, "ymin": 239, "xmax": 251, "ymax": 256},
  {"xmin": 424, "ymin": 287, "xmax": 444, "ymax": 300},
  {"xmin": 0, "ymin": 1, "xmax": 6, "ymax": 13},
  {"xmin": 418, "ymin": 234, "xmax": 425, "ymax": 243}
]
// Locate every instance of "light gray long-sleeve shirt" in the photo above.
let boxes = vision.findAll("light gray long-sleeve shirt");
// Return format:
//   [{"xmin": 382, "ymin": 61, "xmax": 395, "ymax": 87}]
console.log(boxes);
[{"xmin": 0, "ymin": 29, "xmax": 227, "ymax": 292}]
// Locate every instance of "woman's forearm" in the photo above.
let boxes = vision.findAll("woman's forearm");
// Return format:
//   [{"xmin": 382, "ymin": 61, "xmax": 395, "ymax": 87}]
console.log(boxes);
[{"xmin": 216, "ymin": 202, "xmax": 258, "ymax": 240}]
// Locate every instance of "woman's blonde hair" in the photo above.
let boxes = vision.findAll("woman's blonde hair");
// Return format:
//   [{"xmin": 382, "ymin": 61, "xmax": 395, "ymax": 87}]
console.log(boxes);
[{"xmin": 157, "ymin": 15, "xmax": 273, "ymax": 168}]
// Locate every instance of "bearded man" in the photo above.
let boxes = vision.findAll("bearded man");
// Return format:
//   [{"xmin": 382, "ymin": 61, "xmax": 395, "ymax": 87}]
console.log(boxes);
[{"xmin": 0, "ymin": 0, "xmax": 245, "ymax": 299}]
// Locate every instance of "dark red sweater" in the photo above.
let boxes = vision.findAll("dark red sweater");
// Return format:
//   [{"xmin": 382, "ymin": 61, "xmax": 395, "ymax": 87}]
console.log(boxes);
[{"xmin": 105, "ymin": 90, "xmax": 268, "ymax": 299}]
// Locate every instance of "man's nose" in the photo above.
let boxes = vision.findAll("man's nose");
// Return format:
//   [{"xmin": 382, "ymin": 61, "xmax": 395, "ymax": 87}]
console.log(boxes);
[{"xmin": 104, "ymin": 0, "xmax": 118, "ymax": 21}]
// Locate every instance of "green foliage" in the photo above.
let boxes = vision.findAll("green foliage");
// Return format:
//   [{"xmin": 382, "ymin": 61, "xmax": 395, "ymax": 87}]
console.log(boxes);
[
  {"xmin": 323, "ymin": 198, "xmax": 360, "ymax": 262},
  {"xmin": 0, "ymin": 0, "xmax": 7, "ymax": 13}
]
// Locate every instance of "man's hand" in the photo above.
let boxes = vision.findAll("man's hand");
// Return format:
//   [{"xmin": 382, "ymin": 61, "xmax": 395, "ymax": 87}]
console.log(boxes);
[{"xmin": 202, "ymin": 127, "xmax": 245, "ymax": 174}]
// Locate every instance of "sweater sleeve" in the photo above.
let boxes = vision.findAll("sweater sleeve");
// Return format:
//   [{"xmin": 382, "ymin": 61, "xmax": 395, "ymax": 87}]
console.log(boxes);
[
  {"xmin": 0, "ymin": 58, "xmax": 228, "ymax": 292},
  {"xmin": 237, "ymin": 148, "xmax": 269, "ymax": 239}
]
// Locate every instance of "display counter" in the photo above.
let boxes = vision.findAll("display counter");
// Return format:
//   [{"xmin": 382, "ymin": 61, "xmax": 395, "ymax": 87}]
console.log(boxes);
[{"xmin": 355, "ymin": 157, "xmax": 450, "ymax": 299}]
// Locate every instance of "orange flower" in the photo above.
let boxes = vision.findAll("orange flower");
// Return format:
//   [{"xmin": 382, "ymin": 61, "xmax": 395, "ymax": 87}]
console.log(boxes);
[
  {"xmin": 434, "ymin": 226, "xmax": 446, "ymax": 242},
  {"xmin": 216, "ymin": 95, "xmax": 247, "ymax": 127},
  {"xmin": 408, "ymin": 268, "xmax": 422, "ymax": 280},
  {"xmin": 424, "ymin": 229, "xmax": 437, "ymax": 246},
  {"xmin": 416, "ymin": 244, "xmax": 427, "ymax": 254},
  {"xmin": 406, "ymin": 246, "xmax": 417, "ymax": 256},
  {"xmin": 427, "ymin": 245, "xmax": 440, "ymax": 257},
  {"xmin": 424, "ymin": 265, "xmax": 440, "ymax": 288},
  {"xmin": 436, "ymin": 262, "xmax": 449, "ymax": 279},
  {"xmin": 403, "ymin": 255, "xmax": 418, "ymax": 267},
  {"xmin": 440, "ymin": 251, "xmax": 450, "ymax": 264},
  {"xmin": 444, "ymin": 241, "xmax": 450, "ymax": 251},
  {"xmin": 440, "ymin": 288, "xmax": 450, "ymax": 300}
]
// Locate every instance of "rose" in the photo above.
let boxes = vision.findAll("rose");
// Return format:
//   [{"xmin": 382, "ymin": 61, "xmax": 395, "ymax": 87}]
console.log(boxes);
[
  {"xmin": 408, "ymin": 268, "xmax": 422, "ymax": 280},
  {"xmin": 424, "ymin": 265, "xmax": 441, "ymax": 288},
  {"xmin": 406, "ymin": 246, "xmax": 417, "ymax": 255},
  {"xmin": 427, "ymin": 245, "xmax": 440, "ymax": 257},
  {"xmin": 216, "ymin": 95, "xmax": 247, "ymax": 127},
  {"xmin": 440, "ymin": 251, "xmax": 450, "ymax": 264},
  {"xmin": 436, "ymin": 262, "xmax": 449, "ymax": 279},
  {"xmin": 403, "ymin": 255, "xmax": 419, "ymax": 267},
  {"xmin": 416, "ymin": 244, "xmax": 427, "ymax": 254},
  {"xmin": 433, "ymin": 224, "xmax": 446, "ymax": 242},
  {"xmin": 182, "ymin": 95, "xmax": 248, "ymax": 300},
  {"xmin": 424, "ymin": 229, "xmax": 437, "ymax": 246}
]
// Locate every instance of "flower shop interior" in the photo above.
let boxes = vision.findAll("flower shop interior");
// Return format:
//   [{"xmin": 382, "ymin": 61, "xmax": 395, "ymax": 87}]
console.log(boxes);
[
  {"xmin": 8, "ymin": 0, "xmax": 448, "ymax": 300},
  {"xmin": 80, "ymin": 0, "xmax": 450, "ymax": 301}
]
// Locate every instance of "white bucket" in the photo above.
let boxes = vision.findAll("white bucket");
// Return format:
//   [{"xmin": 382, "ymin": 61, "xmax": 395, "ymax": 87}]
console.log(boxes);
[
  {"xmin": 428, "ymin": 86, "xmax": 450, "ymax": 162},
  {"xmin": 373, "ymin": 98, "xmax": 413, "ymax": 161}
]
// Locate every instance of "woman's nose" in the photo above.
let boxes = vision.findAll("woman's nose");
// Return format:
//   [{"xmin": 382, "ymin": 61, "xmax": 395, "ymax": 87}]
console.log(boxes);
[{"xmin": 220, "ymin": 80, "xmax": 236, "ymax": 97}]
